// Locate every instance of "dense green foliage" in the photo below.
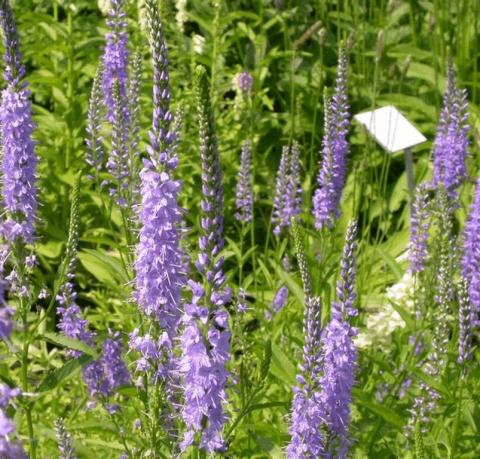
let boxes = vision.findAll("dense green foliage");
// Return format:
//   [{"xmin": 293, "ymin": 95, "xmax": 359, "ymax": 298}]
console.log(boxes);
[{"xmin": 2, "ymin": 0, "xmax": 480, "ymax": 457}]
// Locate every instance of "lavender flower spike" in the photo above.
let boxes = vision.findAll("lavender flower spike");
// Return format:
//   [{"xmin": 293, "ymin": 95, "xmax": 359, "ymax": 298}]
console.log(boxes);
[
  {"xmin": 432, "ymin": 60, "xmax": 469, "ymax": 197},
  {"xmin": 462, "ymin": 179, "xmax": 480, "ymax": 330},
  {"xmin": 408, "ymin": 183, "xmax": 431, "ymax": 274},
  {"xmin": 287, "ymin": 222, "xmax": 323, "ymax": 458},
  {"xmin": 272, "ymin": 146, "xmax": 290, "ymax": 235},
  {"xmin": 85, "ymin": 65, "xmax": 105, "ymax": 174},
  {"xmin": 0, "ymin": 0, "xmax": 37, "ymax": 244},
  {"xmin": 457, "ymin": 279, "xmax": 472, "ymax": 365},
  {"xmin": 313, "ymin": 48, "xmax": 350, "ymax": 229},
  {"xmin": 134, "ymin": 0, "xmax": 185, "ymax": 342},
  {"xmin": 57, "ymin": 177, "xmax": 95, "ymax": 357},
  {"xmin": 146, "ymin": 0, "xmax": 176, "ymax": 169},
  {"xmin": 235, "ymin": 140, "xmax": 253, "ymax": 223},
  {"xmin": 102, "ymin": 0, "xmax": 129, "ymax": 122},
  {"xmin": 284, "ymin": 142, "xmax": 302, "ymax": 224},
  {"xmin": 55, "ymin": 418, "xmax": 77, "ymax": 459},
  {"xmin": 318, "ymin": 221, "xmax": 358, "ymax": 458},
  {"xmin": 179, "ymin": 66, "xmax": 231, "ymax": 453},
  {"xmin": 272, "ymin": 143, "xmax": 302, "ymax": 236}
]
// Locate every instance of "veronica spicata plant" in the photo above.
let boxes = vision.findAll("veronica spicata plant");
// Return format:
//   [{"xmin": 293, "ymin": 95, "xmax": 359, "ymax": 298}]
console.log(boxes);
[
  {"xmin": 0, "ymin": 2, "xmax": 38, "ymax": 455},
  {"xmin": 432, "ymin": 60, "xmax": 469, "ymax": 197},
  {"xmin": 235, "ymin": 140, "xmax": 253, "ymax": 223},
  {"xmin": 312, "ymin": 48, "xmax": 350, "ymax": 229},
  {"xmin": 287, "ymin": 222, "xmax": 323, "ymax": 458},
  {"xmin": 272, "ymin": 142, "xmax": 302, "ymax": 236},
  {"xmin": 130, "ymin": 0, "xmax": 185, "ymax": 451},
  {"xmin": 178, "ymin": 66, "xmax": 231, "ymax": 453},
  {"xmin": 462, "ymin": 179, "xmax": 480, "ymax": 331}
]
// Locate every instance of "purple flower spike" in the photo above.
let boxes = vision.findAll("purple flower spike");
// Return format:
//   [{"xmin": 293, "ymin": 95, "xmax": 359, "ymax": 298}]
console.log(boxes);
[
  {"xmin": 235, "ymin": 140, "xmax": 253, "ymax": 223},
  {"xmin": 134, "ymin": 169, "xmax": 184, "ymax": 333},
  {"xmin": 317, "ymin": 221, "xmax": 357, "ymax": 457},
  {"xmin": 408, "ymin": 183, "xmax": 431, "ymax": 274},
  {"xmin": 313, "ymin": 48, "xmax": 350, "ymax": 229},
  {"xmin": 0, "ymin": 0, "xmax": 25, "ymax": 87},
  {"xmin": 84, "ymin": 332, "xmax": 130, "ymax": 398},
  {"xmin": 179, "ymin": 66, "xmax": 231, "ymax": 453},
  {"xmin": 0, "ymin": 1, "xmax": 37, "ymax": 245},
  {"xmin": 432, "ymin": 60, "xmax": 469, "ymax": 197},
  {"xmin": 272, "ymin": 143, "xmax": 302, "ymax": 236},
  {"xmin": 146, "ymin": 0, "xmax": 176, "ymax": 169},
  {"xmin": 462, "ymin": 179, "xmax": 480, "ymax": 330},
  {"xmin": 133, "ymin": 0, "xmax": 185, "ymax": 359},
  {"xmin": 457, "ymin": 279, "xmax": 472, "ymax": 365},
  {"xmin": 287, "ymin": 296, "xmax": 323, "ymax": 459},
  {"xmin": 102, "ymin": 0, "xmax": 129, "ymax": 122},
  {"xmin": 288, "ymin": 221, "xmax": 358, "ymax": 458}
]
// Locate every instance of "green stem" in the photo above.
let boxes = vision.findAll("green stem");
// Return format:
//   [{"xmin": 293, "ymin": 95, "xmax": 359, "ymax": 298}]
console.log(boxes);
[
  {"xmin": 21, "ymin": 318, "xmax": 36, "ymax": 458},
  {"xmin": 449, "ymin": 375, "xmax": 464, "ymax": 459}
]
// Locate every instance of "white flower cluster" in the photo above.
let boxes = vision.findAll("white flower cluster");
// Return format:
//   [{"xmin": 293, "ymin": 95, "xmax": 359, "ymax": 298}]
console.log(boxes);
[
  {"xmin": 175, "ymin": 0, "xmax": 188, "ymax": 32},
  {"xmin": 355, "ymin": 270, "xmax": 415, "ymax": 349},
  {"xmin": 98, "ymin": 0, "xmax": 111, "ymax": 15}
]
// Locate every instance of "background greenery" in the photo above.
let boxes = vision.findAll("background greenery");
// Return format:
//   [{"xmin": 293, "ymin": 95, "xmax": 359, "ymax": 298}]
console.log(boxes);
[{"xmin": 3, "ymin": 0, "xmax": 480, "ymax": 457}]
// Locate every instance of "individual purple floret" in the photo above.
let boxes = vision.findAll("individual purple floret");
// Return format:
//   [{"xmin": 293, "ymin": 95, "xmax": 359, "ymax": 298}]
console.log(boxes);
[
  {"xmin": 313, "ymin": 48, "xmax": 350, "ymax": 229},
  {"xmin": 235, "ymin": 140, "xmax": 253, "ymax": 223},
  {"xmin": 102, "ymin": 0, "xmax": 129, "ymax": 122},
  {"xmin": 462, "ymin": 179, "xmax": 480, "ymax": 330},
  {"xmin": 272, "ymin": 143, "xmax": 302, "ymax": 236},
  {"xmin": 178, "ymin": 66, "xmax": 231, "ymax": 453},
  {"xmin": 235, "ymin": 70, "xmax": 253, "ymax": 93},
  {"xmin": 408, "ymin": 183, "xmax": 431, "ymax": 274},
  {"xmin": 0, "ymin": 1, "xmax": 37, "ymax": 244},
  {"xmin": 432, "ymin": 60, "xmax": 469, "ymax": 197}
]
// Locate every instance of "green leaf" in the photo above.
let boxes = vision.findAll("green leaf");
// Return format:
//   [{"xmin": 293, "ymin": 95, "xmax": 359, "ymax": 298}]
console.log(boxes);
[
  {"xmin": 41, "ymin": 332, "xmax": 97, "ymax": 357},
  {"xmin": 260, "ymin": 339, "xmax": 272, "ymax": 381},
  {"xmin": 37, "ymin": 354, "xmax": 92, "ymax": 392},
  {"xmin": 270, "ymin": 342, "xmax": 296, "ymax": 386},
  {"xmin": 77, "ymin": 250, "xmax": 125, "ymax": 288},
  {"xmin": 390, "ymin": 302, "xmax": 416, "ymax": 331},
  {"xmin": 353, "ymin": 388, "xmax": 404, "ymax": 429}
]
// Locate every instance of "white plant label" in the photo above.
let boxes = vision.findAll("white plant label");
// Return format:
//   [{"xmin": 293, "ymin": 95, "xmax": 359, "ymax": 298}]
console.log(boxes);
[{"xmin": 354, "ymin": 105, "xmax": 427, "ymax": 153}]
